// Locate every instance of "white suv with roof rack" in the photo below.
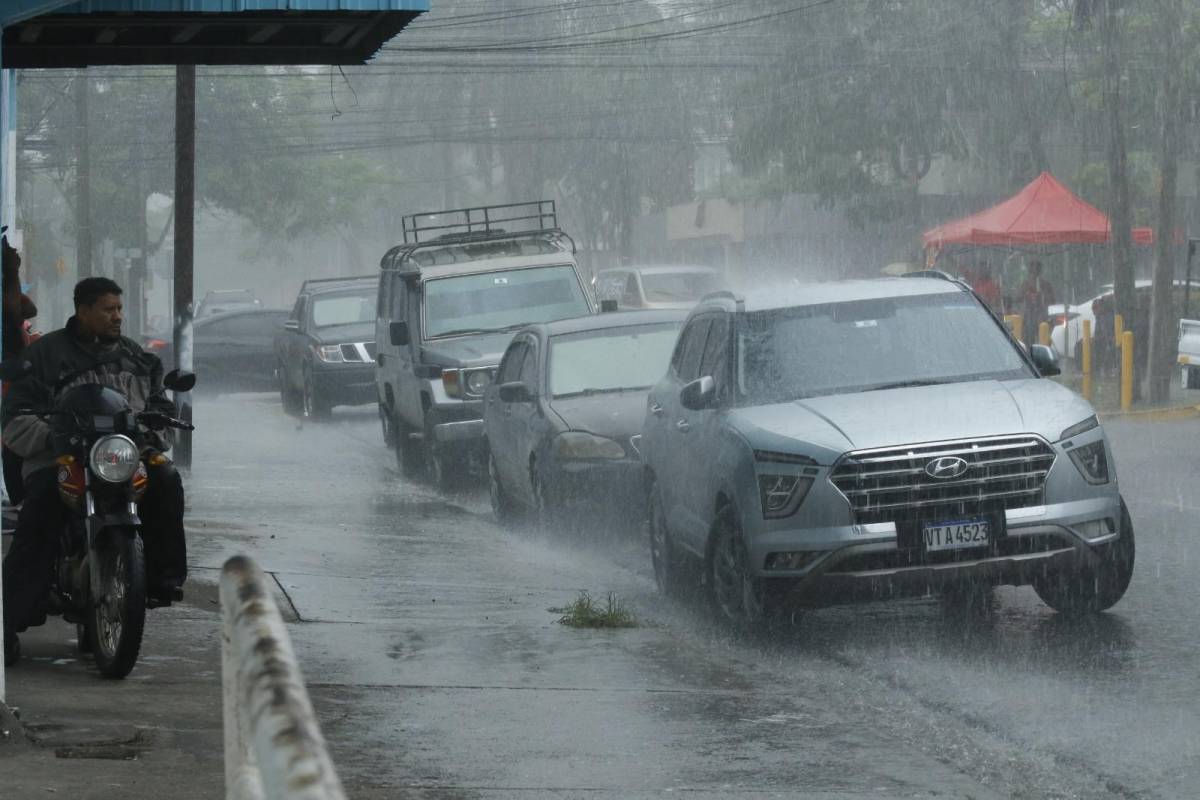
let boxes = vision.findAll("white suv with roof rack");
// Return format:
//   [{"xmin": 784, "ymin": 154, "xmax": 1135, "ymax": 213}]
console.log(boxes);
[{"xmin": 375, "ymin": 200, "xmax": 595, "ymax": 488}]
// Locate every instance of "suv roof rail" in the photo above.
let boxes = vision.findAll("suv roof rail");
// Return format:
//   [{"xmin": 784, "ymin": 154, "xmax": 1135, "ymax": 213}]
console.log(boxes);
[
  {"xmin": 401, "ymin": 200, "xmax": 559, "ymax": 245},
  {"xmin": 900, "ymin": 269, "xmax": 958, "ymax": 282},
  {"xmin": 298, "ymin": 274, "xmax": 377, "ymax": 294}
]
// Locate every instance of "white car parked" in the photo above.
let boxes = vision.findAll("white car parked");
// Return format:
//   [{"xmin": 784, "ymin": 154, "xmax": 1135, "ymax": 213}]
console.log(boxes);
[{"xmin": 1050, "ymin": 279, "xmax": 1200, "ymax": 361}]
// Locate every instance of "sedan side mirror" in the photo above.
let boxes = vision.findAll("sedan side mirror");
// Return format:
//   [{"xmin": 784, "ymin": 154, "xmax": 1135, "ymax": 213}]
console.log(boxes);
[
  {"xmin": 390, "ymin": 321, "xmax": 410, "ymax": 347},
  {"xmin": 164, "ymin": 369, "xmax": 197, "ymax": 392},
  {"xmin": 283, "ymin": 319, "xmax": 300, "ymax": 331},
  {"xmin": 1030, "ymin": 344, "xmax": 1061, "ymax": 377},
  {"xmin": 498, "ymin": 381, "xmax": 534, "ymax": 403},
  {"xmin": 680, "ymin": 375, "xmax": 717, "ymax": 410}
]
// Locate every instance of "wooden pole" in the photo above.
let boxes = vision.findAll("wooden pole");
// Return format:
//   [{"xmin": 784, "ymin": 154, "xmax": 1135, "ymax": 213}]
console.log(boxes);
[
  {"xmin": 173, "ymin": 64, "xmax": 195, "ymax": 468},
  {"xmin": 1121, "ymin": 330, "xmax": 1134, "ymax": 412}
]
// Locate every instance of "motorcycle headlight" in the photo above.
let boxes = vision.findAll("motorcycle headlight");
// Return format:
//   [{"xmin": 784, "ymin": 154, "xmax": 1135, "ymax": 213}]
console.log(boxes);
[
  {"xmin": 1068, "ymin": 439, "xmax": 1110, "ymax": 485},
  {"xmin": 757, "ymin": 474, "xmax": 813, "ymax": 519},
  {"xmin": 90, "ymin": 435, "xmax": 140, "ymax": 483},
  {"xmin": 554, "ymin": 431, "xmax": 625, "ymax": 460}
]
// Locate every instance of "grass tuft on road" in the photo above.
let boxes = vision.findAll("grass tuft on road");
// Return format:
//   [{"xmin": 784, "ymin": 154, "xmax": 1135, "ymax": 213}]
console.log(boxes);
[{"xmin": 553, "ymin": 592, "xmax": 638, "ymax": 629}]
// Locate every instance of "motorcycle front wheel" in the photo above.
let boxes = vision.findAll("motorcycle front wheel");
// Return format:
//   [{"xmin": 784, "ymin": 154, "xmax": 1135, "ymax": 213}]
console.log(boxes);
[{"xmin": 88, "ymin": 532, "xmax": 147, "ymax": 679}]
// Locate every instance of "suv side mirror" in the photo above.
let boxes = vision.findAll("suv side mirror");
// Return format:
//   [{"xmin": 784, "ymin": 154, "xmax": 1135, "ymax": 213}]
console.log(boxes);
[
  {"xmin": 1030, "ymin": 344, "xmax": 1061, "ymax": 377},
  {"xmin": 283, "ymin": 319, "xmax": 300, "ymax": 331},
  {"xmin": 680, "ymin": 375, "xmax": 717, "ymax": 410},
  {"xmin": 498, "ymin": 381, "xmax": 534, "ymax": 403},
  {"xmin": 164, "ymin": 369, "xmax": 197, "ymax": 392},
  {"xmin": 390, "ymin": 321, "xmax": 410, "ymax": 347}
]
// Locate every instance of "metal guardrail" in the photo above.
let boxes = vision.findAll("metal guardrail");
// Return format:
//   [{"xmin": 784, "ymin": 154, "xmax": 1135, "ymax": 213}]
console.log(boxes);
[{"xmin": 221, "ymin": 555, "xmax": 345, "ymax": 800}]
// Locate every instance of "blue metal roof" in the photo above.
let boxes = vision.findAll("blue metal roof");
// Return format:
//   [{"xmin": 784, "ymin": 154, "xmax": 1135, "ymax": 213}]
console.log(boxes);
[
  {"xmin": 1, "ymin": 0, "xmax": 428, "ymax": 66},
  {"xmin": 45, "ymin": 0, "xmax": 426, "ymax": 12}
]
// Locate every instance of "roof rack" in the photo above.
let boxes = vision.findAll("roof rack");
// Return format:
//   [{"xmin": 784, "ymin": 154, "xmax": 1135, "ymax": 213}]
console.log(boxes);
[
  {"xmin": 380, "ymin": 200, "xmax": 576, "ymax": 276},
  {"xmin": 402, "ymin": 200, "xmax": 559, "ymax": 245},
  {"xmin": 298, "ymin": 274, "xmax": 377, "ymax": 294}
]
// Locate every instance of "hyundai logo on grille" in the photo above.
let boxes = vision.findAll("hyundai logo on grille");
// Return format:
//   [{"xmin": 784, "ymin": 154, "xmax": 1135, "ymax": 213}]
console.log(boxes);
[{"xmin": 925, "ymin": 456, "xmax": 969, "ymax": 480}]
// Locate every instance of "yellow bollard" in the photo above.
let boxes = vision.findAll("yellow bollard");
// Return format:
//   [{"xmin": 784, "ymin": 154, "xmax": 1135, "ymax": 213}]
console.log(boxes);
[
  {"xmin": 1114, "ymin": 312, "xmax": 1124, "ymax": 345},
  {"xmin": 1038, "ymin": 321, "xmax": 1051, "ymax": 347},
  {"xmin": 1120, "ymin": 329, "xmax": 1134, "ymax": 411},
  {"xmin": 1081, "ymin": 320, "xmax": 1093, "ymax": 401},
  {"xmin": 1004, "ymin": 314, "xmax": 1024, "ymax": 344}
]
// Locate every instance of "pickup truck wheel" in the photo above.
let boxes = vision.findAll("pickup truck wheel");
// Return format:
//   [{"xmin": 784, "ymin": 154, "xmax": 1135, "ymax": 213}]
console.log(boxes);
[
  {"xmin": 302, "ymin": 368, "xmax": 331, "ymax": 420},
  {"xmin": 278, "ymin": 364, "xmax": 301, "ymax": 416},
  {"xmin": 1034, "ymin": 498, "xmax": 1136, "ymax": 614},
  {"xmin": 379, "ymin": 404, "xmax": 395, "ymax": 447},
  {"xmin": 708, "ymin": 505, "xmax": 789, "ymax": 630}
]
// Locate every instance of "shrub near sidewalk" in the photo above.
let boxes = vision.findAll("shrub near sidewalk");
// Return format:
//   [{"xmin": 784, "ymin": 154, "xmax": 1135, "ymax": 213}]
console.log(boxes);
[{"xmin": 554, "ymin": 592, "xmax": 638, "ymax": 629}]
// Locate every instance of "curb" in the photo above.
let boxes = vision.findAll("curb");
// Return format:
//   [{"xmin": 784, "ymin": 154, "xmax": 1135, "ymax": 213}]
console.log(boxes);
[{"xmin": 1098, "ymin": 403, "xmax": 1200, "ymax": 422}]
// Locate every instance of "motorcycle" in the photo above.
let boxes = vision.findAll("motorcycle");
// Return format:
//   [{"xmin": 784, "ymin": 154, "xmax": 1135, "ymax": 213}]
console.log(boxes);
[{"xmin": 9, "ymin": 366, "xmax": 195, "ymax": 678}]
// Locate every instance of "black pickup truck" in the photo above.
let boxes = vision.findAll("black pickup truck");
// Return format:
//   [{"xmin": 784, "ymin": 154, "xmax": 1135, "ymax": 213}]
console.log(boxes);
[{"xmin": 275, "ymin": 276, "xmax": 378, "ymax": 419}]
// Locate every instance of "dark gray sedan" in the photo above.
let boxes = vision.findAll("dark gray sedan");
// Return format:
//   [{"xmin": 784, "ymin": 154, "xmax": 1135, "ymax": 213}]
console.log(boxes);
[{"xmin": 483, "ymin": 309, "xmax": 686, "ymax": 526}]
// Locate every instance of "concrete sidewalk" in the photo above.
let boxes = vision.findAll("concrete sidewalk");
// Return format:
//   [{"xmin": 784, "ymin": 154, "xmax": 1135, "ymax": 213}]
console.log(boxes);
[{"xmin": 0, "ymin": 566, "xmax": 225, "ymax": 799}]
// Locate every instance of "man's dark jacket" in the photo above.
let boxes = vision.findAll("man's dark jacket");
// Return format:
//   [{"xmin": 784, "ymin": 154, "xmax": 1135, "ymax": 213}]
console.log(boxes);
[{"xmin": 2, "ymin": 317, "xmax": 173, "ymax": 477}]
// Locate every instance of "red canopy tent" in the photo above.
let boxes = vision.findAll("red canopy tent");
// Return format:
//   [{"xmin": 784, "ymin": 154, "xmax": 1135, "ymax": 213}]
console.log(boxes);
[{"xmin": 922, "ymin": 171, "xmax": 1152, "ymax": 251}]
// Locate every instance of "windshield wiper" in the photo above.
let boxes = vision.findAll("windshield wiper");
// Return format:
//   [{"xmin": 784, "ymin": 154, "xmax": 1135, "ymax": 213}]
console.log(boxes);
[
  {"xmin": 433, "ymin": 326, "xmax": 511, "ymax": 338},
  {"xmin": 861, "ymin": 379, "xmax": 950, "ymax": 393},
  {"xmin": 554, "ymin": 386, "xmax": 647, "ymax": 399}
]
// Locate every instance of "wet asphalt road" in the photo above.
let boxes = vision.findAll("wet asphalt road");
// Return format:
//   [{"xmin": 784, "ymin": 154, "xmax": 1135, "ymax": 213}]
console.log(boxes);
[{"xmin": 183, "ymin": 393, "xmax": 1200, "ymax": 799}]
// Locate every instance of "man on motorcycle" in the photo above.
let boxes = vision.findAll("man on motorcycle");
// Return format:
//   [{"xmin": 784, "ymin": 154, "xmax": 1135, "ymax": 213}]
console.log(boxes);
[{"xmin": 3, "ymin": 277, "xmax": 186, "ymax": 666}]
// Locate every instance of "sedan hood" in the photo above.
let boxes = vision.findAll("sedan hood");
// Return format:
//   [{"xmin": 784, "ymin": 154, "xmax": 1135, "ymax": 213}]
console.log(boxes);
[
  {"xmin": 549, "ymin": 389, "xmax": 649, "ymax": 442},
  {"xmin": 420, "ymin": 332, "xmax": 514, "ymax": 368},
  {"xmin": 728, "ymin": 379, "xmax": 1094, "ymax": 464}
]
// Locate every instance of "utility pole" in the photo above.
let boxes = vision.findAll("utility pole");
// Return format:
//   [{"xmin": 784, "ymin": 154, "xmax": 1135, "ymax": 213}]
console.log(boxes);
[
  {"xmin": 74, "ymin": 70, "xmax": 92, "ymax": 277},
  {"xmin": 173, "ymin": 64, "xmax": 195, "ymax": 468}
]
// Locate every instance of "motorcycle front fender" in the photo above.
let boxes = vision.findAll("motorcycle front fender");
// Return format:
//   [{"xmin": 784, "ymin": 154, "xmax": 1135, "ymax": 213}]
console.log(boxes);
[{"xmin": 86, "ymin": 515, "xmax": 141, "ymax": 601}]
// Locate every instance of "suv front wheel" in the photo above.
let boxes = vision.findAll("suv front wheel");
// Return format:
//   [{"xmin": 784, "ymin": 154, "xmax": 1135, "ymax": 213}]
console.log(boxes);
[
  {"xmin": 1033, "ymin": 498, "xmax": 1135, "ymax": 614},
  {"xmin": 708, "ymin": 504, "xmax": 789, "ymax": 628}
]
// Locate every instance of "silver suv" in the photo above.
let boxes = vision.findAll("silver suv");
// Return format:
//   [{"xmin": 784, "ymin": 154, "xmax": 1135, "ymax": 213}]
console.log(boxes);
[{"xmin": 642, "ymin": 275, "xmax": 1135, "ymax": 626}]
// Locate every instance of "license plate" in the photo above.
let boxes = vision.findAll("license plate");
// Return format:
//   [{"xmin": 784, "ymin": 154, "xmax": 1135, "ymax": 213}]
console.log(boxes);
[{"xmin": 922, "ymin": 518, "xmax": 990, "ymax": 552}]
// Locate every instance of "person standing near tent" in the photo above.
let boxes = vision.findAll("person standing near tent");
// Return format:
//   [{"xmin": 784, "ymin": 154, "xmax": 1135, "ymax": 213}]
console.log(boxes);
[{"xmin": 1018, "ymin": 260, "xmax": 1055, "ymax": 342}]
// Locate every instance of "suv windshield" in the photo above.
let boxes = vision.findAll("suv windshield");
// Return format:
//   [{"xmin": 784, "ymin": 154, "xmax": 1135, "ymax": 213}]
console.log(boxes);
[
  {"xmin": 737, "ymin": 292, "xmax": 1031, "ymax": 403},
  {"xmin": 424, "ymin": 264, "xmax": 590, "ymax": 338},
  {"xmin": 550, "ymin": 322, "xmax": 680, "ymax": 398},
  {"xmin": 311, "ymin": 291, "xmax": 375, "ymax": 328},
  {"xmin": 641, "ymin": 271, "xmax": 719, "ymax": 303}
]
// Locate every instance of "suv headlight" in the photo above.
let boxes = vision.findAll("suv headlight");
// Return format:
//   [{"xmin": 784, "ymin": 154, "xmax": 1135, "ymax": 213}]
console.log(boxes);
[
  {"xmin": 316, "ymin": 345, "xmax": 344, "ymax": 363},
  {"xmin": 1068, "ymin": 440, "xmax": 1109, "ymax": 485},
  {"xmin": 554, "ymin": 431, "xmax": 625, "ymax": 460},
  {"xmin": 463, "ymin": 369, "xmax": 493, "ymax": 397},
  {"xmin": 758, "ymin": 474, "xmax": 813, "ymax": 519},
  {"xmin": 90, "ymin": 435, "xmax": 140, "ymax": 483}
]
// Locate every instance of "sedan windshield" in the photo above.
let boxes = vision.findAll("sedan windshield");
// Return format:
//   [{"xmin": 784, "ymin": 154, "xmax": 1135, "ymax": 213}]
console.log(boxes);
[
  {"xmin": 424, "ymin": 265, "xmax": 590, "ymax": 338},
  {"xmin": 640, "ymin": 271, "xmax": 719, "ymax": 303},
  {"xmin": 738, "ymin": 292, "xmax": 1031, "ymax": 403},
  {"xmin": 550, "ymin": 322, "xmax": 680, "ymax": 398},
  {"xmin": 311, "ymin": 292, "xmax": 375, "ymax": 328}
]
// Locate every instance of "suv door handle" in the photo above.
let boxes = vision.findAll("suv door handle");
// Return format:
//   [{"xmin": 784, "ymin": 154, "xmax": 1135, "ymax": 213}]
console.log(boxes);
[
  {"xmin": 650, "ymin": 403, "xmax": 664, "ymax": 416},
  {"xmin": 675, "ymin": 419, "xmax": 690, "ymax": 433}
]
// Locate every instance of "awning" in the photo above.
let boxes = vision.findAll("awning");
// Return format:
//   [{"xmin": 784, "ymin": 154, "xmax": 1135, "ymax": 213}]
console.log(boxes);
[{"xmin": 922, "ymin": 171, "xmax": 1153, "ymax": 250}]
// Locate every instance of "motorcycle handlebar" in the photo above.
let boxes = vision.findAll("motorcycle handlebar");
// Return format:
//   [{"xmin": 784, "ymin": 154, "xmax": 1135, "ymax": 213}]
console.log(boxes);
[{"xmin": 136, "ymin": 411, "xmax": 195, "ymax": 432}]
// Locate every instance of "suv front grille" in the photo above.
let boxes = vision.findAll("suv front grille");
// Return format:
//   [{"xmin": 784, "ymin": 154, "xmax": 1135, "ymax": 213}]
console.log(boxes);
[{"xmin": 830, "ymin": 435, "xmax": 1056, "ymax": 526}]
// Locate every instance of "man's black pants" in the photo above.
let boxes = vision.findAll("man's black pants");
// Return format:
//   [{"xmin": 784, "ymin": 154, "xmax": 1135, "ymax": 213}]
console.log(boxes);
[{"xmin": 2, "ymin": 461, "xmax": 187, "ymax": 635}]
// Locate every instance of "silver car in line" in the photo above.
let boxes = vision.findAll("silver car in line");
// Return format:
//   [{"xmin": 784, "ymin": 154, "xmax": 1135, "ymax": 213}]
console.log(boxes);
[{"xmin": 642, "ymin": 275, "xmax": 1135, "ymax": 627}]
